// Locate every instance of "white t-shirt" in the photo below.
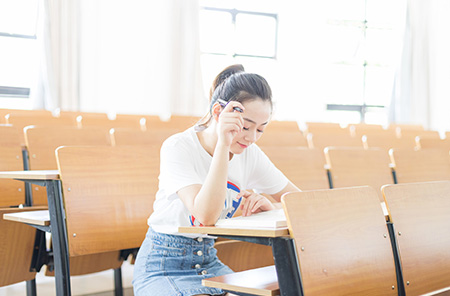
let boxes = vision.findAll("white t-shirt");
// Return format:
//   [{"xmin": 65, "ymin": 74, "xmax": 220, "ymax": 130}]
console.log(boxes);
[{"xmin": 148, "ymin": 127, "xmax": 289, "ymax": 237}]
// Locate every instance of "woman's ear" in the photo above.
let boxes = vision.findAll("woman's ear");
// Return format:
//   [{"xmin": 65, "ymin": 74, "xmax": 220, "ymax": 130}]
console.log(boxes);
[{"xmin": 211, "ymin": 102, "xmax": 222, "ymax": 122}]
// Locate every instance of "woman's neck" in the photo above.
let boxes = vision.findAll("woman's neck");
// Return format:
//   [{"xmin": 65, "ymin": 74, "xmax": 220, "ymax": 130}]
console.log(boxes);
[
  {"xmin": 197, "ymin": 125, "xmax": 218, "ymax": 157},
  {"xmin": 197, "ymin": 124, "xmax": 233, "ymax": 160}
]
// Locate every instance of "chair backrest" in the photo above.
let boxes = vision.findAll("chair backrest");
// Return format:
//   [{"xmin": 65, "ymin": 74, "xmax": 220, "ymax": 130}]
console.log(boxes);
[
  {"xmin": 0, "ymin": 125, "xmax": 26, "ymax": 206},
  {"xmin": 382, "ymin": 181, "xmax": 450, "ymax": 295},
  {"xmin": 0, "ymin": 207, "xmax": 44, "ymax": 287},
  {"xmin": 304, "ymin": 122, "xmax": 345, "ymax": 135},
  {"xmin": 306, "ymin": 132, "xmax": 364, "ymax": 150},
  {"xmin": 265, "ymin": 120, "xmax": 301, "ymax": 132},
  {"xmin": 5, "ymin": 113, "xmax": 76, "ymax": 131},
  {"xmin": 111, "ymin": 127, "xmax": 178, "ymax": 149},
  {"xmin": 257, "ymin": 130, "xmax": 308, "ymax": 147},
  {"xmin": 147, "ymin": 115, "xmax": 200, "ymax": 132},
  {"xmin": 325, "ymin": 147, "xmax": 394, "ymax": 200},
  {"xmin": 363, "ymin": 133, "xmax": 416, "ymax": 152},
  {"xmin": 282, "ymin": 187, "xmax": 398, "ymax": 296},
  {"xmin": 55, "ymin": 145, "xmax": 158, "ymax": 256},
  {"xmin": 261, "ymin": 146, "xmax": 329, "ymax": 190},
  {"xmin": 77, "ymin": 114, "xmax": 146, "ymax": 130},
  {"xmin": 24, "ymin": 126, "xmax": 112, "ymax": 205},
  {"xmin": 416, "ymin": 137, "xmax": 450, "ymax": 150},
  {"xmin": 389, "ymin": 148, "xmax": 450, "ymax": 183},
  {"xmin": 348, "ymin": 123, "xmax": 384, "ymax": 137},
  {"xmin": 215, "ymin": 240, "xmax": 274, "ymax": 272},
  {"xmin": 399, "ymin": 129, "xmax": 440, "ymax": 140}
]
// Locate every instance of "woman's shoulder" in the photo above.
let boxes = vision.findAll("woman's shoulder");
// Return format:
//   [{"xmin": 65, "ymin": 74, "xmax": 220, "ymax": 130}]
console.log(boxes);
[{"xmin": 162, "ymin": 127, "xmax": 197, "ymax": 150}]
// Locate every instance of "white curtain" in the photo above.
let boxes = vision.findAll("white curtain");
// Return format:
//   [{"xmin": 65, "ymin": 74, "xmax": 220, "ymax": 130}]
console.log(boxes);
[
  {"xmin": 33, "ymin": 0, "xmax": 81, "ymax": 111},
  {"xmin": 390, "ymin": 0, "xmax": 450, "ymax": 130},
  {"xmin": 78, "ymin": 0, "xmax": 205, "ymax": 118}
]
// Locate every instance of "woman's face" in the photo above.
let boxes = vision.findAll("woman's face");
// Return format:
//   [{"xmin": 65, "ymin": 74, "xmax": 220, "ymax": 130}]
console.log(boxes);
[{"xmin": 229, "ymin": 98, "xmax": 272, "ymax": 154}]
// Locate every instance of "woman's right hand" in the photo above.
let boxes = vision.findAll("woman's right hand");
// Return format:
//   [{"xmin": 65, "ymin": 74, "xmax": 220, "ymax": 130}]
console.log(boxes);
[{"xmin": 216, "ymin": 102, "xmax": 245, "ymax": 148}]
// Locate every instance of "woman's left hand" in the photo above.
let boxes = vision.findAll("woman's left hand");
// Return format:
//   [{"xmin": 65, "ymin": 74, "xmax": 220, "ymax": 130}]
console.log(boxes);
[{"xmin": 238, "ymin": 190, "xmax": 275, "ymax": 216}]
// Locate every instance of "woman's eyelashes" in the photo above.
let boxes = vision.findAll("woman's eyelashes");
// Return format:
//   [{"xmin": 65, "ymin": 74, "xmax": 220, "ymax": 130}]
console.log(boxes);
[{"xmin": 242, "ymin": 126, "xmax": 264, "ymax": 133}]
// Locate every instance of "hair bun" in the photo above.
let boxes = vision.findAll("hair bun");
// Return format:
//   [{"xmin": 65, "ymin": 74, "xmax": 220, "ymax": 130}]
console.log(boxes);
[{"xmin": 209, "ymin": 64, "xmax": 245, "ymax": 100}]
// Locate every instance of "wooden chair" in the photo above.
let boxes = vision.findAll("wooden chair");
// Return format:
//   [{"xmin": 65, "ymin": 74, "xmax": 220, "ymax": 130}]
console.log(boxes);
[
  {"xmin": 265, "ymin": 120, "xmax": 301, "ymax": 132},
  {"xmin": 257, "ymin": 130, "xmax": 307, "ymax": 147},
  {"xmin": 389, "ymin": 148, "xmax": 450, "ymax": 183},
  {"xmin": 415, "ymin": 136, "xmax": 450, "ymax": 151},
  {"xmin": 0, "ymin": 125, "xmax": 26, "ymax": 207},
  {"xmin": 282, "ymin": 187, "xmax": 398, "ymax": 295},
  {"xmin": 147, "ymin": 115, "xmax": 200, "ymax": 132},
  {"xmin": 0, "ymin": 207, "xmax": 46, "ymax": 290},
  {"xmin": 77, "ymin": 114, "xmax": 146, "ymax": 130},
  {"xmin": 398, "ymin": 129, "xmax": 440, "ymax": 140},
  {"xmin": 24, "ymin": 126, "xmax": 112, "ymax": 206},
  {"xmin": 348, "ymin": 123, "xmax": 384, "ymax": 137},
  {"xmin": 363, "ymin": 133, "xmax": 417, "ymax": 152},
  {"xmin": 382, "ymin": 181, "xmax": 450, "ymax": 295},
  {"xmin": 55, "ymin": 145, "xmax": 157, "ymax": 256},
  {"xmin": 110, "ymin": 127, "xmax": 178, "ymax": 149},
  {"xmin": 5, "ymin": 113, "xmax": 76, "ymax": 130},
  {"xmin": 306, "ymin": 132, "xmax": 364, "ymax": 150},
  {"xmin": 0, "ymin": 109, "xmax": 53, "ymax": 123},
  {"xmin": 24, "ymin": 127, "xmax": 121, "ymax": 283},
  {"xmin": 261, "ymin": 146, "xmax": 329, "ymax": 190},
  {"xmin": 304, "ymin": 122, "xmax": 345, "ymax": 135},
  {"xmin": 324, "ymin": 147, "xmax": 394, "ymax": 201}
]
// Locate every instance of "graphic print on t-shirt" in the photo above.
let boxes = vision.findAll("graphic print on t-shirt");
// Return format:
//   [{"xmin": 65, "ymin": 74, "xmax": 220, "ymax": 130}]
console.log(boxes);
[{"xmin": 189, "ymin": 181, "xmax": 242, "ymax": 226}]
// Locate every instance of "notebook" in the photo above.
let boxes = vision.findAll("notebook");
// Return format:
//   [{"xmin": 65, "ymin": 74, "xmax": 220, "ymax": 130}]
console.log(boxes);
[{"xmin": 215, "ymin": 208, "xmax": 287, "ymax": 228}]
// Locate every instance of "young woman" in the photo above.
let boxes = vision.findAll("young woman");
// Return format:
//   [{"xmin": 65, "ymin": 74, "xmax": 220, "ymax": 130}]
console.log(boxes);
[{"xmin": 133, "ymin": 65, "xmax": 300, "ymax": 296}]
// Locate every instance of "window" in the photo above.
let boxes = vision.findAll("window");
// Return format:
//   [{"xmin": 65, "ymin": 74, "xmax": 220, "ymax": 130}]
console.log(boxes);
[
  {"xmin": 322, "ymin": 0, "xmax": 406, "ymax": 124},
  {"xmin": 0, "ymin": 0, "xmax": 40, "ymax": 109},
  {"xmin": 199, "ymin": 0, "xmax": 278, "ymax": 98}
]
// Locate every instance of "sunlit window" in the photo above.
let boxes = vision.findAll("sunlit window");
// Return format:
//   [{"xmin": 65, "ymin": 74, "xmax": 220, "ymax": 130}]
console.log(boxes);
[
  {"xmin": 199, "ymin": 1, "xmax": 278, "ymax": 98},
  {"xmin": 0, "ymin": 0, "xmax": 40, "ymax": 108},
  {"xmin": 323, "ymin": 0, "xmax": 406, "ymax": 124}
]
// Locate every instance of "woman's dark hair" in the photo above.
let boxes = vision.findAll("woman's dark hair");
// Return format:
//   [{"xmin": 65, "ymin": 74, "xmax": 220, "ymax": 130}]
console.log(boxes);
[{"xmin": 196, "ymin": 64, "xmax": 272, "ymax": 130}]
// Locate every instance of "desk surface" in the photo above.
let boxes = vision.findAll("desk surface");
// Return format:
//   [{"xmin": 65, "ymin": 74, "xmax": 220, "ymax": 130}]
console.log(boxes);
[
  {"xmin": 0, "ymin": 170, "xmax": 59, "ymax": 180},
  {"xmin": 3, "ymin": 210, "xmax": 50, "ymax": 226},
  {"xmin": 179, "ymin": 225, "xmax": 289, "ymax": 237}
]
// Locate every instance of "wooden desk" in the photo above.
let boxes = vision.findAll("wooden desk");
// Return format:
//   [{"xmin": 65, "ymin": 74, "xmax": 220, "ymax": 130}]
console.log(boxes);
[
  {"xmin": 0, "ymin": 170, "xmax": 71, "ymax": 296},
  {"xmin": 179, "ymin": 225, "xmax": 301, "ymax": 296}
]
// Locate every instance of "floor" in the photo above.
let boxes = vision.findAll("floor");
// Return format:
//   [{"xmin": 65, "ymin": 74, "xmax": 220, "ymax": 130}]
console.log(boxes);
[{"xmin": 0, "ymin": 261, "xmax": 134, "ymax": 296}]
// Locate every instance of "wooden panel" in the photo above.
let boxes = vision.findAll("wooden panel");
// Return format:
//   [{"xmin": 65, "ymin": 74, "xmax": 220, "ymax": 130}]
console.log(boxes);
[
  {"xmin": 307, "ymin": 132, "xmax": 364, "ymax": 150},
  {"xmin": 389, "ymin": 149, "xmax": 450, "ymax": 183},
  {"xmin": 363, "ymin": 134, "xmax": 416, "ymax": 151},
  {"xmin": 202, "ymin": 265, "xmax": 279, "ymax": 296},
  {"xmin": 304, "ymin": 122, "xmax": 344, "ymax": 134},
  {"xmin": 56, "ymin": 146, "xmax": 158, "ymax": 256},
  {"xmin": 325, "ymin": 147, "xmax": 393, "ymax": 201},
  {"xmin": 282, "ymin": 187, "xmax": 397, "ymax": 296},
  {"xmin": 261, "ymin": 147, "xmax": 329, "ymax": 190},
  {"xmin": 0, "ymin": 207, "xmax": 46, "ymax": 286},
  {"xmin": 265, "ymin": 120, "xmax": 300, "ymax": 132},
  {"xmin": 111, "ymin": 127, "xmax": 178, "ymax": 149},
  {"xmin": 257, "ymin": 130, "xmax": 307, "ymax": 147},
  {"xmin": 46, "ymin": 251, "xmax": 123, "ymax": 276},
  {"xmin": 78, "ymin": 115, "xmax": 146, "ymax": 130},
  {"xmin": 416, "ymin": 137, "xmax": 450, "ymax": 150},
  {"xmin": 147, "ymin": 115, "xmax": 200, "ymax": 132},
  {"xmin": 399, "ymin": 129, "xmax": 440, "ymax": 139},
  {"xmin": 382, "ymin": 181, "xmax": 450, "ymax": 295},
  {"xmin": 25, "ymin": 126, "xmax": 111, "ymax": 205},
  {"xmin": 0, "ymin": 125, "xmax": 25, "ymax": 207},
  {"xmin": 215, "ymin": 240, "xmax": 274, "ymax": 272}
]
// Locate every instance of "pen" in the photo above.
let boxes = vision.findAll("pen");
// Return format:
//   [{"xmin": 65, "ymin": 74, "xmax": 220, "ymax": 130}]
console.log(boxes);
[{"xmin": 217, "ymin": 98, "xmax": 244, "ymax": 113}]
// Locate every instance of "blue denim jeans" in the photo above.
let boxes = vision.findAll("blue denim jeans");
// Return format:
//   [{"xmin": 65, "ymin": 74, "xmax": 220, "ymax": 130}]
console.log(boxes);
[{"xmin": 133, "ymin": 227, "xmax": 233, "ymax": 296}]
